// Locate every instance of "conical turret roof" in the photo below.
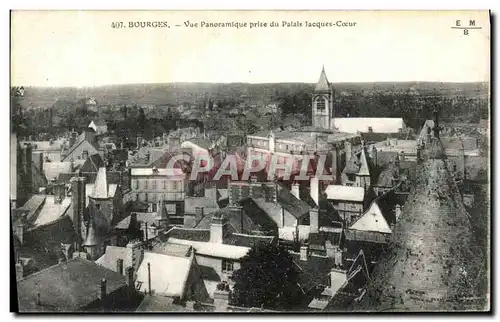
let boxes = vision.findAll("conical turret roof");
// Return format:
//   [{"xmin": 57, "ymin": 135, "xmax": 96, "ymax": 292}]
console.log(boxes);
[
  {"xmin": 356, "ymin": 138, "xmax": 484, "ymax": 312},
  {"xmin": 315, "ymin": 66, "xmax": 330, "ymax": 92}
]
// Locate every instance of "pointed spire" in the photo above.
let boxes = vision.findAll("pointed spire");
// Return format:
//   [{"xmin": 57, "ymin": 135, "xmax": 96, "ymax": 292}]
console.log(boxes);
[
  {"xmin": 93, "ymin": 167, "xmax": 109, "ymax": 198},
  {"xmin": 314, "ymin": 66, "xmax": 330, "ymax": 92},
  {"xmin": 82, "ymin": 211, "xmax": 99, "ymax": 247}
]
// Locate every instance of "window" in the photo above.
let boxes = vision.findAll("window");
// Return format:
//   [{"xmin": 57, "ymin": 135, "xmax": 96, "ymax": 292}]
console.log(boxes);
[
  {"xmin": 145, "ymin": 193, "xmax": 148, "ymax": 202},
  {"xmin": 163, "ymin": 180, "xmax": 167, "ymax": 190},
  {"xmin": 144, "ymin": 180, "xmax": 149, "ymax": 190},
  {"xmin": 347, "ymin": 174, "xmax": 355, "ymax": 181},
  {"xmin": 152, "ymin": 203, "xmax": 157, "ymax": 212},
  {"xmin": 134, "ymin": 180, "xmax": 139, "ymax": 190},
  {"xmin": 316, "ymin": 97, "xmax": 326, "ymax": 110},
  {"xmin": 152, "ymin": 180, "xmax": 157, "ymax": 190},
  {"xmin": 173, "ymin": 181, "xmax": 178, "ymax": 191},
  {"xmin": 222, "ymin": 260, "xmax": 234, "ymax": 273},
  {"xmin": 165, "ymin": 203, "xmax": 176, "ymax": 214}
]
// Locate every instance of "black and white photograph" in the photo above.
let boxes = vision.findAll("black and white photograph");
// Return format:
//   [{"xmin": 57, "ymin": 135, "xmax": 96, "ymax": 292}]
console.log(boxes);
[{"xmin": 9, "ymin": 10, "xmax": 491, "ymax": 313}]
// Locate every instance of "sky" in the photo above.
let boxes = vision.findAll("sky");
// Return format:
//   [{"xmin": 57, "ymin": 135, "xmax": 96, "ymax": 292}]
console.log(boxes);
[{"xmin": 10, "ymin": 10, "xmax": 490, "ymax": 87}]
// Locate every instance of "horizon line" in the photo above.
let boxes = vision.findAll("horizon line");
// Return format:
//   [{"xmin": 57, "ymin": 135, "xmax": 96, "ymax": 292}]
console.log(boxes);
[{"xmin": 10, "ymin": 80, "xmax": 490, "ymax": 89}]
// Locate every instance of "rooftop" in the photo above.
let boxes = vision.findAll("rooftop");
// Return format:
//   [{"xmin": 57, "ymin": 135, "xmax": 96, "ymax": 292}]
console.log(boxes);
[
  {"xmin": 349, "ymin": 200, "xmax": 392, "ymax": 234},
  {"xmin": 17, "ymin": 258, "xmax": 127, "ymax": 312},
  {"xmin": 333, "ymin": 118, "xmax": 404, "ymax": 134},
  {"xmin": 325, "ymin": 185, "xmax": 365, "ymax": 202}
]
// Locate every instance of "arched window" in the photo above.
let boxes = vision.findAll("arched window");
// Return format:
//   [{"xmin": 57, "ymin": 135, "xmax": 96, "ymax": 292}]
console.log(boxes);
[{"xmin": 316, "ymin": 97, "xmax": 326, "ymax": 110}]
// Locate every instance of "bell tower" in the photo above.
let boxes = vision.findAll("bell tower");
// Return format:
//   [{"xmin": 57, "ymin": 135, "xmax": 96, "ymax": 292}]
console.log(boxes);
[{"xmin": 312, "ymin": 66, "xmax": 334, "ymax": 130}]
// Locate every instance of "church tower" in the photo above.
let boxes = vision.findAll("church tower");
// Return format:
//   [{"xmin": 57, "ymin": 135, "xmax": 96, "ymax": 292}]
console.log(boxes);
[{"xmin": 312, "ymin": 66, "xmax": 334, "ymax": 130}]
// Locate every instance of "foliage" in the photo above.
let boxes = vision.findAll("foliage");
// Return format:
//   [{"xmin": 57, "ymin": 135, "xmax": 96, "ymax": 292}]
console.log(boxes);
[{"xmin": 231, "ymin": 242, "xmax": 303, "ymax": 310}]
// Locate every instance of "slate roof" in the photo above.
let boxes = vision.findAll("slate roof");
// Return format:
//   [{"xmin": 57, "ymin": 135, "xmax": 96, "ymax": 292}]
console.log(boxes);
[
  {"xmin": 277, "ymin": 185, "xmax": 311, "ymax": 219},
  {"xmin": 315, "ymin": 67, "xmax": 330, "ymax": 92},
  {"xmin": 293, "ymin": 254, "xmax": 337, "ymax": 292},
  {"xmin": 157, "ymin": 227, "xmax": 210, "ymax": 243},
  {"xmin": 115, "ymin": 212, "xmax": 159, "ymax": 230},
  {"xmin": 17, "ymin": 258, "xmax": 127, "ymax": 312},
  {"xmin": 223, "ymin": 233, "xmax": 275, "ymax": 248}
]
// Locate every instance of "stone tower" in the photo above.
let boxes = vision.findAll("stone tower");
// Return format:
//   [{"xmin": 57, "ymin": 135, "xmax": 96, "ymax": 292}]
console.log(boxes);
[
  {"xmin": 312, "ymin": 66, "xmax": 334, "ymax": 130},
  {"xmin": 356, "ymin": 134, "xmax": 487, "ymax": 311}
]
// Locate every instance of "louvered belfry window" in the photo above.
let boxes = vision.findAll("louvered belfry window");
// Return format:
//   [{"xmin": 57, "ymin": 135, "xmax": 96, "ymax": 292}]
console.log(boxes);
[{"xmin": 316, "ymin": 97, "xmax": 326, "ymax": 110}]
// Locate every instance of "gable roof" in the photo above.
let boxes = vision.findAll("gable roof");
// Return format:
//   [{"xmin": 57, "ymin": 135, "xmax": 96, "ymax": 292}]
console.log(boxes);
[
  {"xmin": 17, "ymin": 258, "xmax": 126, "ymax": 312},
  {"xmin": 333, "ymin": 118, "xmax": 404, "ymax": 134},
  {"xmin": 277, "ymin": 185, "xmax": 311, "ymax": 219},
  {"xmin": 136, "ymin": 251, "xmax": 194, "ymax": 298},
  {"xmin": 62, "ymin": 133, "xmax": 101, "ymax": 162},
  {"xmin": 325, "ymin": 185, "xmax": 365, "ymax": 202},
  {"xmin": 349, "ymin": 200, "xmax": 392, "ymax": 234}
]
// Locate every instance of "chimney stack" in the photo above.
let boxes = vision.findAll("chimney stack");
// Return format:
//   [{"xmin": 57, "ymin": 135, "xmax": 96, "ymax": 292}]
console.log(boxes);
[
  {"xmin": 214, "ymin": 282, "xmax": 232, "ymax": 312},
  {"xmin": 395, "ymin": 204, "xmax": 402, "ymax": 222},
  {"xmin": 291, "ymin": 183, "xmax": 300, "ymax": 200},
  {"xmin": 117, "ymin": 259, "xmax": 124, "ymax": 275},
  {"xmin": 300, "ymin": 245, "xmax": 309, "ymax": 261},
  {"xmin": 310, "ymin": 177, "xmax": 319, "ymax": 208},
  {"xmin": 147, "ymin": 262, "xmax": 152, "ymax": 295},
  {"xmin": 100, "ymin": 278, "xmax": 107, "ymax": 300},
  {"xmin": 126, "ymin": 240, "xmax": 143, "ymax": 272},
  {"xmin": 309, "ymin": 208, "xmax": 319, "ymax": 234},
  {"xmin": 70, "ymin": 177, "xmax": 86, "ymax": 251},
  {"xmin": 126, "ymin": 266, "xmax": 135, "ymax": 292},
  {"xmin": 210, "ymin": 212, "xmax": 229, "ymax": 244},
  {"xmin": 334, "ymin": 246, "xmax": 343, "ymax": 267}
]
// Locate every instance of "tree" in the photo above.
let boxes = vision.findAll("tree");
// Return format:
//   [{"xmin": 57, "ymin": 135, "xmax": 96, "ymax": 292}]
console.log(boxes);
[{"xmin": 231, "ymin": 242, "xmax": 303, "ymax": 310}]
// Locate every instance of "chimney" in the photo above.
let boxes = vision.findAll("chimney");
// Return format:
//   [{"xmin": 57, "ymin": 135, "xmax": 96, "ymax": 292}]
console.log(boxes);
[
  {"xmin": 371, "ymin": 146, "xmax": 378, "ymax": 167},
  {"xmin": 126, "ymin": 240, "xmax": 144, "ymax": 272},
  {"xmin": 291, "ymin": 183, "xmax": 300, "ymax": 200},
  {"xmin": 117, "ymin": 259, "xmax": 124, "ymax": 275},
  {"xmin": 15, "ymin": 261, "xmax": 24, "ymax": 281},
  {"xmin": 310, "ymin": 177, "xmax": 319, "ymax": 207},
  {"xmin": 100, "ymin": 278, "xmax": 107, "ymax": 300},
  {"xmin": 334, "ymin": 246, "xmax": 343, "ymax": 267},
  {"xmin": 70, "ymin": 177, "xmax": 86, "ymax": 250},
  {"xmin": 345, "ymin": 141, "xmax": 352, "ymax": 162},
  {"xmin": 309, "ymin": 208, "xmax": 319, "ymax": 234},
  {"xmin": 214, "ymin": 282, "xmax": 232, "ymax": 312},
  {"xmin": 147, "ymin": 262, "xmax": 152, "ymax": 295},
  {"xmin": 210, "ymin": 213, "xmax": 228, "ymax": 244},
  {"xmin": 325, "ymin": 240, "xmax": 335, "ymax": 258},
  {"xmin": 137, "ymin": 135, "xmax": 142, "ymax": 149},
  {"xmin": 400, "ymin": 150, "xmax": 405, "ymax": 161},
  {"xmin": 23, "ymin": 143, "xmax": 33, "ymax": 194},
  {"xmin": 395, "ymin": 204, "xmax": 402, "ymax": 222},
  {"xmin": 126, "ymin": 266, "xmax": 135, "ymax": 290},
  {"xmin": 300, "ymin": 245, "xmax": 309, "ymax": 261}
]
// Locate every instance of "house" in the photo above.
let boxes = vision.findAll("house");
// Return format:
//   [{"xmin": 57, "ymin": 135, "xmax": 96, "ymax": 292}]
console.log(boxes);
[
  {"xmin": 89, "ymin": 120, "xmax": 108, "ymax": 135},
  {"xmin": 16, "ymin": 257, "xmax": 142, "ymax": 312},
  {"xmin": 61, "ymin": 128, "xmax": 103, "ymax": 163},
  {"xmin": 345, "ymin": 199, "xmax": 393, "ymax": 245},
  {"xmin": 325, "ymin": 185, "xmax": 365, "ymax": 226},
  {"xmin": 95, "ymin": 241, "xmax": 209, "ymax": 303}
]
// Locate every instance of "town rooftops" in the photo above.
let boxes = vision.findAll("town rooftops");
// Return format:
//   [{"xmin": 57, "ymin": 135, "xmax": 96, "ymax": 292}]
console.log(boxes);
[
  {"xmin": 293, "ymin": 253, "xmax": 337, "ymax": 292},
  {"xmin": 325, "ymin": 185, "xmax": 365, "ymax": 202},
  {"xmin": 17, "ymin": 257, "xmax": 127, "ymax": 312},
  {"xmin": 333, "ymin": 118, "xmax": 404, "ymax": 134},
  {"xmin": 156, "ymin": 227, "xmax": 210, "ymax": 243}
]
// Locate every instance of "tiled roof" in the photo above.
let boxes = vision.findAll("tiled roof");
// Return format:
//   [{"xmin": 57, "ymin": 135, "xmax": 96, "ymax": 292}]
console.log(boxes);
[
  {"xmin": 17, "ymin": 258, "xmax": 127, "ymax": 312},
  {"xmin": 152, "ymin": 243, "xmax": 193, "ymax": 258},
  {"xmin": 115, "ymin": 212, "xmax": 158, "ymax": 230},
  {"xmin": 17, "ymin": 194, "xmax": 46, "ymax": 223},
  {"xmin": 223, "ymin": 233, "xmax": 275, "ymax": 248},
  {"xmin": 80, "ymin": 154, "xmax": 104, "ymax": 173},
  {"xmin": 32, "ymin": 196, "xmax": 72, "ymax": 228},
  {"xmin": 95, "ymin": 246, "xmax": 131, "ymax": 272},
  {"xmin": 237, "ymin": 198, "xmax": 279, "ymax": 233},
  {"xmin": 160, "ymin": 227, "xmax": 210, "ymax": 243},
  {"xmin": 43, "ymin": 162, "xmax": 73, "ymax": 181},
  {"xmin": 277, "ymin": 185, "xmax": 310, "ymax": 219}
]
